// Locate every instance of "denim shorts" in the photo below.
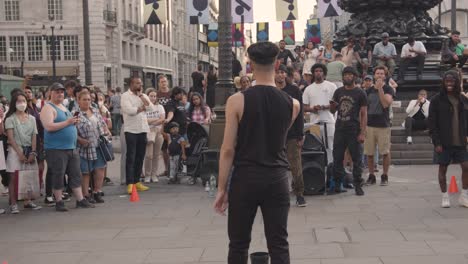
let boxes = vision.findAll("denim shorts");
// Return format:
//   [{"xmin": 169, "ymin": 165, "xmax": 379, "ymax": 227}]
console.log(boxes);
[
  {"xmin": 433, "ymin": 146, "xmax": 468, "ymax": 165},
  {"xmin": 80, "ymin": 148, "xmax": 107, "ymax": 174}
]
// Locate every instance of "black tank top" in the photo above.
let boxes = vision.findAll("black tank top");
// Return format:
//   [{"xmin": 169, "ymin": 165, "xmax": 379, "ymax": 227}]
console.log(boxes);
[{"xmin": 234, "ymin": 85, "xmax": 293, "ymax": 171}]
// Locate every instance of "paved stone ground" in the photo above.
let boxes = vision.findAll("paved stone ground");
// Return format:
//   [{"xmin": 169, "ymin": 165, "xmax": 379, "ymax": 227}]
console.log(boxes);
[{"xmin": 1, "ymin": 155, "xmax": 468, "ymax": 264}]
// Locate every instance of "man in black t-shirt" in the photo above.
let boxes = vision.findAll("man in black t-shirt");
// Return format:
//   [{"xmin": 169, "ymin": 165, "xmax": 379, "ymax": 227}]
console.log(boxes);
[
  {"xmin": 165, "ymin": 87, "xmax": 187, "ymax": 136},
  {"xmin": 191, "ymin": 64, "xmax": 205, "ymax": 97},
  {"xmin": 277, "ymin": 39, "xmax": 296, "ymax": 65},
  {"xmin": 330, "ymin": 66, "xmax": 367, "ymax": 196},
  {"xmin": 353, "ymin": 36, "xmax": 372, "ymax": 76},
  {"xmin": 363, "ymin": 66, "xmax": 395, "ymax": 186}
]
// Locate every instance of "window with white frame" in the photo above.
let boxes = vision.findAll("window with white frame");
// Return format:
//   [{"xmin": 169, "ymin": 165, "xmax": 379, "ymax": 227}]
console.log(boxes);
[
  {"xmin": 48, "ymin": 0, "xmax": 63, "ymax": 20},
  {"xmin": 46, "ymin": 38, "xmax": 61, "ymax": 61},
  {"xmin": 9, "ymin": 36, "xmax": 24, "ymax": 61},
  {"xmin": 27, "ymin": 36, "xmax": 43, "ymax": 61},
  {"xmin": 5, "ymin": 0, "xmax": 20, "ymax": 21},
  {"xmin": 0, "ymin": 37, "xmax": 6, "ymax": 61},
  {"xmin": 63, "ymin": 35, "xmax": 78, "ymax": 60}
]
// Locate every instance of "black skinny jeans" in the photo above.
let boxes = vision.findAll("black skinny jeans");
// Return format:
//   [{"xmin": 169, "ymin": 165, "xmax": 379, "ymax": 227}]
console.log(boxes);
[
  {"xmin": 405, "ymin": 117, "xmax": 428, "ymax": 137},
  {"xmin": 228, "ymin": 167, "xmax": 290, "ymax": 264},
  {"xmin": 125, "ymin": 132, "xmax": 147, "ymax": 185},
  {"xmin": 333, "ymin": 129, "xmax": 364, "ymax": 184}
]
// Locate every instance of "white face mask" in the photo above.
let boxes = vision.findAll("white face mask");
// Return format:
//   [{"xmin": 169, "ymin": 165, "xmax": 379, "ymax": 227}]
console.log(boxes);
[
  {"xmin": 98, "ymin": 101, "xmax": 104, "ymax": 107},
  {"xmin": 16, "ymin": 103, "xmax": 27, "ymax": 112}
]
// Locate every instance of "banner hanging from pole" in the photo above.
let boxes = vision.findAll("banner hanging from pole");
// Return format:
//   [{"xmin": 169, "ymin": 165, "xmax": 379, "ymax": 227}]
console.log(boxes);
[
  {"xmin": 232, "ymin": 23, "xmax": 245, "ymax": 47},
  {"xmin": 306, "ymin": 19, "xmax": 321, "ymax": 44},
  {"xmin": 143, "ymin": 0, "xmax": 167, "ymax": 24},
  {"xmin": 232, "ymin": 0, "xmax": 254, "ymax": 24},
  {"xmin": 317, "ymin": 0, "xmax": 343, "ymax": 17},
  {"xmin": 207, "ymin": 23, "xmax": 218, "ymax": 47},
  {"xmin": 186, "ymin": 0, "xmax": 210, "ymax": 24},
  {"xmin": 256, "ymin": 22, "xmax": 269, "ymax": 42},
  {"xmin": 276, "ymin": 0, "xmax": 298, "ymax": 21},
  {"xmin": 282, "ymin": 21, "xmax": 295, "ymax": 45}
]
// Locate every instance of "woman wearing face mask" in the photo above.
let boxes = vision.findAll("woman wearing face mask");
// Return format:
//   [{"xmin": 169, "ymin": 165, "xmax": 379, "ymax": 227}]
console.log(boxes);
[
  {"xmin": 405, "ymin": 89, "xmax": 430, "ymax": 144},
  {"xmin": 5, "ymin": 92, "xmax": 41, "ymax": 214}
]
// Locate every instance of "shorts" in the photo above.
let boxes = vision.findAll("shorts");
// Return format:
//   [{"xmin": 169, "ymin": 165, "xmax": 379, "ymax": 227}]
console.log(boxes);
[
  {"xmin": 364, "ymin": 126, "xmax": 391, "ymax": 156},
  {"xmin": 45, "ymin": 149, "xmax": 82, "ymax": 190},
  {"xmin": 80, "ymin": 148, "xmax": 107, "ymax": 174},
  {"xmin": 433, "ymin": 146, "xmax": 468, "ymax": 165}
]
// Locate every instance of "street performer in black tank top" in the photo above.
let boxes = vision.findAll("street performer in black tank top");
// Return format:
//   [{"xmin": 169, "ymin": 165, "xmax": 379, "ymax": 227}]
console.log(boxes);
[{"xmin": 213, "ymin": 42, "xmax": 301, "ymax": 264}]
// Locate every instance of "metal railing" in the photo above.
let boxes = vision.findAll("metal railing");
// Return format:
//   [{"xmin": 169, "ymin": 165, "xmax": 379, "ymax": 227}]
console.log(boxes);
[{"xmin": 103, "ymin": 10, "xmax": 117, "ymax": 24}]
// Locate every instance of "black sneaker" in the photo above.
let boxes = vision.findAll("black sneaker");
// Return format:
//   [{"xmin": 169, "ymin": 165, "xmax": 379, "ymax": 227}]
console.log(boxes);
[
  {"xmin": 55, "ymin": 200, "xmax": 68, "ymax": 212},
  {"xmin": 380, "ymin": 174, "xmax": 389, "ymax": 186},
  {"xmin": 296, "ymin": 196, "xmax": 307, "ymax": 207},
  {"xmin": 366, "ymin": 174, "xmax": 376, "ymax": 185},
  {"xmin": 44, "ymin": 196, "xmax": 55, "ymax": 207},
  {"xmin": 62, "ymin": 192, "xmax": 71, "ymax": 202},
  {"xmin": 355, "ymin": 185, "xmax": 365, "ymax": 196},
  {"xmin": 76, "ymin": 198, "xmax": 95, "ymax": 208},
  {"xmin": 93, "ymin": 193, "xmax": 105, "ymax": 203},
  {"xmin": 104, "ymin": 177, "xmax": 114, "ymax": 186},
  {"xmin": 86, "ymin": 196, "xmax": 96, "ymax": 204},
  {"xmin": 334, "ymin": 186, "xmax": 348, "ymax": 193},
  {"xmin": 98, "ymin": 191, "xmax": 105, "ymax": 197}
]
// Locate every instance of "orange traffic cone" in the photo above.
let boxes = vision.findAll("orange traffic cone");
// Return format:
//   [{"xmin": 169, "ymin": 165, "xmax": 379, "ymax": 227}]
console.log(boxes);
[
  {"xmin": 130, "ymin": 184, "xmax": 140, "ymax": 202},
  {"xmin": 449, "ymin": 176, "xmax": 459, "ymax": 194}
]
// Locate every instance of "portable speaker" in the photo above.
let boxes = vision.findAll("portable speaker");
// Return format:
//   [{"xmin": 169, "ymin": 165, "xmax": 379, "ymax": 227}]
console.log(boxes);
[{"xmin": 302, "ymin": 151, "xmax": 326, "ymax": 195}]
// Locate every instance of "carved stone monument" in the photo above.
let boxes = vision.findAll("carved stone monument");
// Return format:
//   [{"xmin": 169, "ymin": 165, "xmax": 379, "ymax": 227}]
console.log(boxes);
[{"xmin": 335, "ymin": 0, "xmax": 449, "ymax": 50}]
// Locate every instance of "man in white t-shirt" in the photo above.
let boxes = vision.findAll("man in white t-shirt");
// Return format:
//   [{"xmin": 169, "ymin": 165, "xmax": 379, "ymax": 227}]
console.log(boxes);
[
  {"xmin": 398, "ymin": 36, "xmax": 427, "ymax": 82},
  {"xmin": 303, "ymin": 63, "xmax": 337, "ymax": 162}
]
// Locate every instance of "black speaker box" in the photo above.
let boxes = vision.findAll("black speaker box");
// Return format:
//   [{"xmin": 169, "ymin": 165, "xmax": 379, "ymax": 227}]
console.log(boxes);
[{"xmin": 302, "ymin": 151, "xmax": 326, "ymax": 195}]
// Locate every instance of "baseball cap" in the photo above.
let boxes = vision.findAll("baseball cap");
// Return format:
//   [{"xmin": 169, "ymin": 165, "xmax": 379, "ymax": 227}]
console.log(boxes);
[
  {"xmin": 381, "ymin": 32, "xmax": 389, "ymax": 38},
  {"xmin": 364, "ymin": 75, "xmax": 373, "ymax": 81},
  {"xmin": 49, "ymin": 83, "xmax": 65, "ymax": 91},
  {"xmin": 168, "ymin": 122, "xmax": 180, "ymax": 130},
  {"xmin": 278, "ymin": 64, "xmax": 288, "ymax": 73}
]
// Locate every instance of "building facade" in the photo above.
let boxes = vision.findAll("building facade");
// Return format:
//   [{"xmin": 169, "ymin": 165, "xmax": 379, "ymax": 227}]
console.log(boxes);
[
  {"xmin": 428, "ymin": 0, "xmax": 468, "ymax": 43},
  {"xmin": 0, "ymin": 0, "xmax": 209, "ymax": 91}
]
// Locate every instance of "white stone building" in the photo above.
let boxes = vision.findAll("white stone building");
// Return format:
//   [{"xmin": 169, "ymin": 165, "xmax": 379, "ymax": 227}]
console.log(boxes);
[
  {"xmin": 428, "ymin": 0, "xmax": 468, "ymax": 43},
  {"xmin": 0, "ymin": 0, "xmax": 205, "ymax": 91}
]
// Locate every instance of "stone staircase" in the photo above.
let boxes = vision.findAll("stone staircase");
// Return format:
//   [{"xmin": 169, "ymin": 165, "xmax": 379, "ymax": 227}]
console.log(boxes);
[{"xmin": 390, "ymin": 98, "xmax": 433, "ymax": 165}]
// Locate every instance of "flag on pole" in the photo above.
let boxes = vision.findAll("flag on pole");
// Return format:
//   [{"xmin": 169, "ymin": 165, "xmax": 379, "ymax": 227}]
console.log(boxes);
[
  {"xmin": 306, "ymin": 19, "xmax": 321, "ymax": 44},
  {"xmin": 232, "ymin": 0, "xmax": 254, "ymax": 24},
  {"xmin": 317, "ymin": 0, "xmax": 343, "ymax": 18},
  {"xmin": 143, "ymin": 0, "xmax": 167, "ymax": 24},
  {"xmin": 282, "ymin": 21, "xmax": 295, "ymax": 45},
  {"xmin": 256, "ymin": 22, "xmax": 269, "ymax": 42},
  {"xmin": 232, "ymin": 23, "xmax": 245, "ymax": 47},
  {"xmin": 207, "ymin": 23, "xmax": 218, "ymax": 47},
  {"xmin": 276, "ymin": 0, "xmax": 298, "ymax": 21},
  {"xmin": 186, "ymin": 0, "xmax": 210, "ymax": 24}
]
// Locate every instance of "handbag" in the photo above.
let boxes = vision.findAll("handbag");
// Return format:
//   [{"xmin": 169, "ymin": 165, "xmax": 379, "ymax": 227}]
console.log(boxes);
[
  {"xmin": 14, "ymin": 162, "xmax": 40, "ymax": 201},
  {"xmin": 98, "ymin": 135, "xmax": 114, "ymax": 162}
]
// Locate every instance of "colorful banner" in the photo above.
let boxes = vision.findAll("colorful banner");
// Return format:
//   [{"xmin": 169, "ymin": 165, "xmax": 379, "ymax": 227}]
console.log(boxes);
[
  {"xmin": 232, "ymin": 23, "xmax": 245, "ymax": 47},
  {"xmin": 143, "ymin": 0, "xmax": 167, "ymax": 24},
  {"xmin": 186, "ymin": 0, "xmax": 210, "ymax": 24},
  {"xmin": 306, "ymin": 19, "xmax": 321, "ymax": 44},
  {"xmin": 232, "ymin": 0, "xmax": 254, "ymax": 24},
  {"xmin": 276, "ymin": 0, "xmax": 298, "ymax": 21},
  {"xmin": 282, "ymin": 21, "xmax": 295, "ymax": 45},
  {"xmin": 207, "ymin": 23, "xmax": 218, "ymax": 47},
  {"xmin": 256, "ymin": 22, "xmax": 269, "ymax": 42},
  {"xmin": 317, "ymin": 0, "xmax": 343, "ymax": 18}
]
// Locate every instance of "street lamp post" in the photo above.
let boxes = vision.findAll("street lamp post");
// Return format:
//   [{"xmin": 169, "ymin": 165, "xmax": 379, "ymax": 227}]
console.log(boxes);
[
  {"xmin": 209, "ymin": 0, "xmax": 234, "ymax": 149},
  {"xmin": 451, "ymin": 0, "xmax": 456, "ymax": 31},
  {"xmin": 43, "ymin": 16, "xmax": 62, "ymax": 82}
]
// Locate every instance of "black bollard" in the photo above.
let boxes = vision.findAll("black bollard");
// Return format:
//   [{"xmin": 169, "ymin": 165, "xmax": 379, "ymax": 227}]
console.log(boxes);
[{"xmin": 250, "ymin": 252, "xmax": 269, "ymax": 264}]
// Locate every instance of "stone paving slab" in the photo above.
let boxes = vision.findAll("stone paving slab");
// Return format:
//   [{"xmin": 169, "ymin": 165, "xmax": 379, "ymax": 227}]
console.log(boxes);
[{"xmin": 1, "ymin": 164, "xmax": 468, "ymax": 263}]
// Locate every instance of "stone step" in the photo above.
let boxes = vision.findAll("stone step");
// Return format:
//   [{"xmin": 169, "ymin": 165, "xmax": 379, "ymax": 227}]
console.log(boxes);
[
  {"xmin": 390, "ymin": 150, "xmax": 433, "ymax": 159},
  {"xmin": 391, "ymin": 143, "xmax": 433, "ymax": 151},
  {"xmin": 391, "ymin": 128, "xmax": 428, "ymax": 136},
  {"xmin": 392, "ymin": 158, "xmax": 433, "ymax": 165},
  {"xmin": 391, "ymin": 135, "xmax": 431, "ymax": 144}
]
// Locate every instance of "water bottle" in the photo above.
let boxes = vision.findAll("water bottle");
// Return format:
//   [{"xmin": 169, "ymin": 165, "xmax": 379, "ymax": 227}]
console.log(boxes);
[{"xmin": 208, "ymin": 174, "xmax": 217, "ymax": 198}]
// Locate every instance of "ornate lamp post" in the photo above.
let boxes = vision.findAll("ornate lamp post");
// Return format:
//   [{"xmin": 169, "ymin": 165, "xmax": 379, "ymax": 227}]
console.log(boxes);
[
  {"xmin": 42, "ymin": 15, "xmax": 62, "ymax": 82},
  {"xmin": 209, "ymin": 0, "xmax": 234, "ymax": 149}
]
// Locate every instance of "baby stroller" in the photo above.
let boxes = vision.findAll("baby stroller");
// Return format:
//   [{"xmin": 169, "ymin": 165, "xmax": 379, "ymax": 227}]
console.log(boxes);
[{"xmin": 183, "ymin": 122, "xmax": 209, "ymax": 184}]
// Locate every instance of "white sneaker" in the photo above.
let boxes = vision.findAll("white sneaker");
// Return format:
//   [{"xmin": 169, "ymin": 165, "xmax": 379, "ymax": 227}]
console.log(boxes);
[
  {"xmin": 205, "ymin": 182, "xmax": 210, "ymax": 192},
  {"xmin": 0, "ymin": 208, "xmax": 5, "ymax": 214},
  {"xmin": 151, "ymin": 176, "xmax": 159, "ymax": 183},
  {"xmin": 407, "ymin": 136, "xmax": 413, "ymax": 144},
  {"xmin": 144, "ymin": 177, "xmax": 151, "ymax": 183},
  {"xmin": 442, "ymin": 193, "xmax": 450, "ymax": 208},
  {"xmin": 10, "ymin": 204, "xmax": 19, "ymax": 214},
  {"xmin": 458, "ymin": 193, "xmax": 468, "ymax": 208},
  {"xmin": 1, "ymin": 186, "xmax": 8, "ymax": 196}
]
